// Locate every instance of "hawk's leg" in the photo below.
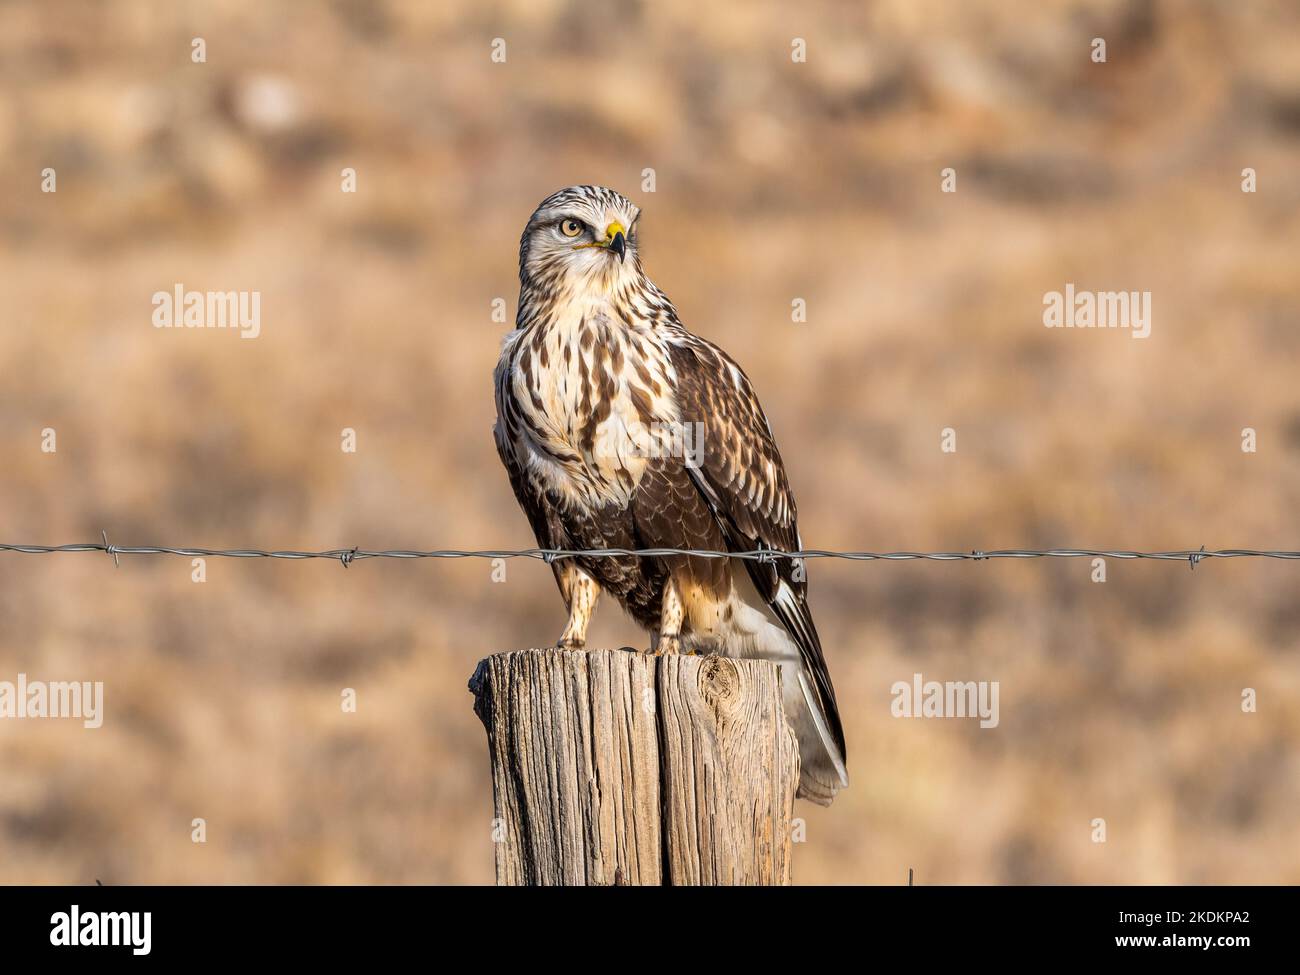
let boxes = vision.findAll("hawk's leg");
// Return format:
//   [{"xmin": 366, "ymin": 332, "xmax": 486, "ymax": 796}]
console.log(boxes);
[
  {"xmin": 557, "ymin": 564, "xmax": 600, "ymax": 650},
  {"xmin": 657, "ymin": 575, "xmax": 685, "ymax": 654}
]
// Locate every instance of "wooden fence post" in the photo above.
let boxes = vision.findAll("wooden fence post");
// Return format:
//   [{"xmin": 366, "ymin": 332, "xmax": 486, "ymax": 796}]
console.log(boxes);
[{"xmin": 469, "ymin": 648, "xmax": 800, "ymax": 885}]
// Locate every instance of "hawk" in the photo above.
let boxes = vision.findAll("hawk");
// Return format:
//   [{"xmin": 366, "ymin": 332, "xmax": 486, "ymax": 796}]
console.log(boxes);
[{"xmin": 493, "ymin": 186, "xmax": 848, "ymax": 804}]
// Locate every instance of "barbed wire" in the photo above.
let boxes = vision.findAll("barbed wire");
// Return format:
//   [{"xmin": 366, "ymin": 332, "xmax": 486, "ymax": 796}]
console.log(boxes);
[{"xmin": 1, "ymin": 535, "xmax": 1298, "ymax": 570}]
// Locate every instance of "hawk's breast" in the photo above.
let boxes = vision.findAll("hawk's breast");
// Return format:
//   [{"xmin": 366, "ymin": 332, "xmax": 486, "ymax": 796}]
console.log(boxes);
[{"xmin": 497, "ymin": 298, "xmax": 680, "ymax": 511}]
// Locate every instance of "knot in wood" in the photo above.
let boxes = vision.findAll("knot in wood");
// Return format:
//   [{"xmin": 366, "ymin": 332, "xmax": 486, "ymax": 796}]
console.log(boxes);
[{"xmin": 697, "ymin": 656, "xmax": 740, "ymax": 711}]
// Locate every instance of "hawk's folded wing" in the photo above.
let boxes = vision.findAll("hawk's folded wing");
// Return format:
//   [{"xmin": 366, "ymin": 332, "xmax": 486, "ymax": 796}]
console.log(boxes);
[{"xmin": 668, "ymin": 337, "xmax": 847, "ymax": 760}]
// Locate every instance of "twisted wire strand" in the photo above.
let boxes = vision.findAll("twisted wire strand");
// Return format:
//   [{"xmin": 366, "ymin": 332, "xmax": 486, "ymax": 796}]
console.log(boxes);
[{"xmin": 2, "ymin": 540, "xmax": 1298, "ymax": 569}]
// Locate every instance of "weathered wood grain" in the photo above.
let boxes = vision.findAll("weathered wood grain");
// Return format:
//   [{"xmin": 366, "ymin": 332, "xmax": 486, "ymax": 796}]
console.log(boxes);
[
  {"xmin": 469, "ymin": 648, "xmax": 661, "ymax": 885},
  {"xmin": 656, "ymin": 653, "xmax": 800, "ymax": 885},
  {"xmin": 469, "ymin": 648, "xmax": 799, "ymax": 886}
]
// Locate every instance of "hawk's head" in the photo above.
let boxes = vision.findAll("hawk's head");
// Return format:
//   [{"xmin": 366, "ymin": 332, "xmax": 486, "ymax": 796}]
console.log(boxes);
[{"xmin": 519, "ymin": 185, "xmax": 642, "ymax": 290}]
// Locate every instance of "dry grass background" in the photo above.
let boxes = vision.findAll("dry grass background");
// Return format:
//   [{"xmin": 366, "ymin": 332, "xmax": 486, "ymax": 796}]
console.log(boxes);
[{"xmin": 1, "ymin": 0, "xmax": 1298, "ymax": 884}]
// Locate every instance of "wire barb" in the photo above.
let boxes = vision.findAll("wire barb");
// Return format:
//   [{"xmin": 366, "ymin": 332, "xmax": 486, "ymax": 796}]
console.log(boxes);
[{"xmin": 101, "ymin": 530, "xmax": 119, "ymax": 568}]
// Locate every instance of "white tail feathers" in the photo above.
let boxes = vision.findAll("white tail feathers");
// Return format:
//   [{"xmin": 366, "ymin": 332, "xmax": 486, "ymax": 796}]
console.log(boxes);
[
  {"xmin": 790, "ymin": 669, "xmax": 849, "ymax": 805},
  {"xmin": 790, "ymin": 670, "xmax": 852, "ymax": 806}
]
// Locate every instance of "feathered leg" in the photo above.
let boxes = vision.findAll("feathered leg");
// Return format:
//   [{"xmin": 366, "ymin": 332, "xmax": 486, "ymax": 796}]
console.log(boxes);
[
  {"xmin": 557, "ymin": 565, "xmax": 600, "ymax": 649},
  {"xmin": 656, "ymin": 574, "xmax": 685, "ymax": 654}
]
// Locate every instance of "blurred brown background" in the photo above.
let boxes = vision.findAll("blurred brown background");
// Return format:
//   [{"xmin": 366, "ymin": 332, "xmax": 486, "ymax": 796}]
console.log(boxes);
[{"xmin": 1, "ymin": 0, "xmax": 1298, "ymax": 884}]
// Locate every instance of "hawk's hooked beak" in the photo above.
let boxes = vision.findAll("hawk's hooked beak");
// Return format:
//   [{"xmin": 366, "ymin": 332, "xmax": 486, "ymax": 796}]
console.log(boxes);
[{"xmin": 604, "ymin": 222, "xmax": 627, "ymax": 263}]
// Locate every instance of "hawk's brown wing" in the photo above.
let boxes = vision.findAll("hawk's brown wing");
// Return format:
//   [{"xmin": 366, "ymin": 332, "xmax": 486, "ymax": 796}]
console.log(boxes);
[{"xmin": 668, "ymin": 336, "xmax": 846, "ymax": 759}]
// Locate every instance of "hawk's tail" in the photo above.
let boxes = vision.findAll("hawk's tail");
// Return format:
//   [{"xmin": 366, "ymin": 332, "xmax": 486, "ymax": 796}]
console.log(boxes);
[
  {"xmin": 789, "ymin": 667, "xmax": 850, "ymax": 805},
  {"xmin": 729, "ymin": 593, "xmax": 848, "ymax": 805}
]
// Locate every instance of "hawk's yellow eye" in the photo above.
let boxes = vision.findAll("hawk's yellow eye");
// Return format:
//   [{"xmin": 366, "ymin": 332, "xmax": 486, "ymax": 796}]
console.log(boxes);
[{"xmin": 559, "ymin": 219, "xmax": 584, "ymax": 238}]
